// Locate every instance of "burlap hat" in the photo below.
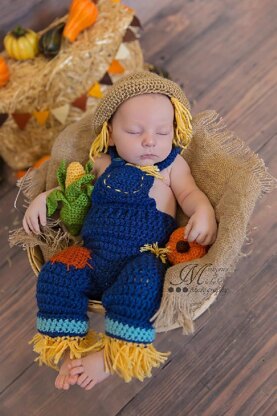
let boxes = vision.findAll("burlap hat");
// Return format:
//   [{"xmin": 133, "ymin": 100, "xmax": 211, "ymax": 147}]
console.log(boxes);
[{"xmin": 10, "ymin": 70, "xmax": 276, "ymax": 335}]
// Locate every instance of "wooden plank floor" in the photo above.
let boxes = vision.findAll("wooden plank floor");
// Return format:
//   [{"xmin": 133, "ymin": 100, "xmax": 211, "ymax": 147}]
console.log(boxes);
[{"xmin": 0, "ymin": 1, "xmax": 276, "ymax": 415}]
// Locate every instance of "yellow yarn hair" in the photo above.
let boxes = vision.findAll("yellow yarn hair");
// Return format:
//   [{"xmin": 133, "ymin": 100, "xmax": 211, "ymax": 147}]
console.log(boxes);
[
  {"xmin": 89, "ymin": 121, "xmax": 110, "ymax": 161},
  {"xmin": 89, "ymin": 96, "xmax": 193, "ymax": 160},
  {"xmin": 171, "ymin": 97, "xmax": 193, "ymax": 151}
]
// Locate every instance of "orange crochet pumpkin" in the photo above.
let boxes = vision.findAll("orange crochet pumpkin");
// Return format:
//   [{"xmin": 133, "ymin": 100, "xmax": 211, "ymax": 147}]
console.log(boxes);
[
  {"xmin": 166, "ymin": 226, "xmax": 207, "ymax": 265},
  {"xmin": 0, "ymin": 57, "xmax": 10, "ymax": 87}
]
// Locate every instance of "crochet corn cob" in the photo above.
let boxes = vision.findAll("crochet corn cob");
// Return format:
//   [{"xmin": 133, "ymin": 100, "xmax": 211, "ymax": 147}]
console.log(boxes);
[{"xmin": 47, "ymin": 160, "xmax": 94, "ymax": 235}]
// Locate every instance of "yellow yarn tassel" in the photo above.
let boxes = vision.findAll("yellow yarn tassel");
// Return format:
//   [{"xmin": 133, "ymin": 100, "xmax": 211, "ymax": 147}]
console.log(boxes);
[
  {"xmin": 126, "ymin": 163, "xmax": 164, "ymax": 180},
  {"xmin": 96, "ymin": 333, "xmax": 171, "ymax": 382},
  {"xmin": 171, "ymin": 97, "xmax": 193, "ymax": 151},
  {"xmin": 140, "ymin": 242, "xmax": 171, "ymax": 264},
  {"xmin": 89, "ymin": 121, "xmax": 110, "ymax": 161},
  {"xmin": 29, "ymin": 330, "xmax": 102, "ymax": 370}
]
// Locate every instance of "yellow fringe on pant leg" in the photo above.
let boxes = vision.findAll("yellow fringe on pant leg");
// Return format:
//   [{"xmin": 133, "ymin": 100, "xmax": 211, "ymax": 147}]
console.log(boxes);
[
  {"xmin": 95, "ymin": 333, "xmax": 171, "ymax": 383},
  {"xmin": 29, "ymin": 330, "xmax": 103, "ymax": 370},
  {"xmin": 30, "ymin": 330, "xmax": 171, "ymax": 381}
]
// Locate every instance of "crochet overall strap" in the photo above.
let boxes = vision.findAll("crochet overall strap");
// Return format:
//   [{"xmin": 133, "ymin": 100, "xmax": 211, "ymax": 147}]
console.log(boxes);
[{"xmin": 156, "ymin": 146, "xmax": 181, "ymax": 170}]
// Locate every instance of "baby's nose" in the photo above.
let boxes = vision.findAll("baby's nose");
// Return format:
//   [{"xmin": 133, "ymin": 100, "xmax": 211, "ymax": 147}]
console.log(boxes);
[{"xmin": 142, "ymin": 132, "xmax": 155, "ymax": 146}]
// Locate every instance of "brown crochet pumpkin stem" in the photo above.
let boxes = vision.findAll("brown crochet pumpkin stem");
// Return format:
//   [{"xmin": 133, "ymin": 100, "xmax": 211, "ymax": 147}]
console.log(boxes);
[{"xmin": 176, "ymin": 241, "xmax": 190, "ymax": 253}]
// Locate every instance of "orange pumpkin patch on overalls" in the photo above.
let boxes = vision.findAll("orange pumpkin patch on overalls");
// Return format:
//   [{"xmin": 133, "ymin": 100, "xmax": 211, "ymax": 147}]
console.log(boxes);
[{"xmin": 166, "ymin": 226, "xmax": 207, "ymax": 265}]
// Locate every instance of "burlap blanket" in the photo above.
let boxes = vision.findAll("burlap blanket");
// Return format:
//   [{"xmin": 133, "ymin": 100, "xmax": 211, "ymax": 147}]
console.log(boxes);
[{"xmin": 10, "ymin": 102, "xmax": 276, "ymax": 334}]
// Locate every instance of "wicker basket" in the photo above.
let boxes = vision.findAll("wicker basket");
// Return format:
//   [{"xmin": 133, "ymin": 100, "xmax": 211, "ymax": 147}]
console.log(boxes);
[{"xmin": 27, "ymin": 245, "xmax": 106, "ymax": 315}]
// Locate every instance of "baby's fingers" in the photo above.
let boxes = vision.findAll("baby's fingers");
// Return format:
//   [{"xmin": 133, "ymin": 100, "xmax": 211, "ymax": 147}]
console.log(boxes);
[
  {"xmin": 209, "ymin": 232, "xmax": 217, "ymax": 245},
  {"xmin": 200, "ymin": 233, "xmax": 216, "ymax": 246},
  {"xmin": 31, "ymin": 218, "xmax": 41, "ymax": 234},
  {"xmin": 28, "ymin": 215, "xmax": 41, "ymax": 234},
  {"xmin": 38, "ymin": 206, "xmax": 47, "ymax": 227},
  {"xmin": 187, "ymin": 227, "xmax": 200, "ymax": 243},
  {"xmin": 196, "ymin": 233, "xmax": 208, "ymax": 245},
  {"xmin": 184, "ymin": 220, "xmax": 193, "ymax": 240},
  {"xmin": 23, "ymin": 216, "xmax": 31, "ymax": 235}
]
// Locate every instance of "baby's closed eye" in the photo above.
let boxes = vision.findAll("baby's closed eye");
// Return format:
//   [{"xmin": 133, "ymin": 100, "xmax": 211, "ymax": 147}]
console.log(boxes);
[{"xmin": 125, "ymin": 130, "xmax": 141, "ymax": 135}]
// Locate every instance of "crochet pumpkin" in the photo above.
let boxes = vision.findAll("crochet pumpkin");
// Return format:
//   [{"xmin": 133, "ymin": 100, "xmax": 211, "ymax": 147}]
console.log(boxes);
[
  {"xmin": 0, "ymin": 57, "xmax": 10, "ymax": 87},
  {"xmin": 166, "ymin": 226, "xmax": 207, "ymax": 265}
]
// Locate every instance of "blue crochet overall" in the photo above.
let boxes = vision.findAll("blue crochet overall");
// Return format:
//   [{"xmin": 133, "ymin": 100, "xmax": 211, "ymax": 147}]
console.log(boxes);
[{"xmin": 36, "ymin": 147, "xmax": 179, "ymax": 345}]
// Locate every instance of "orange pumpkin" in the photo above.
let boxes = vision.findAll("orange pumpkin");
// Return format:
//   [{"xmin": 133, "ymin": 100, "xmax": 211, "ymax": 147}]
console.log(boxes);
[
  {"xmin": 63, "ymin": 0, "xmax": 99, "ymax": 42},
  {"xmin": 33, "ymin": 155, "xmax": 51, "ymax": 169},
  {"xmin": 0, "ymin": 57, "xmax": 10, "ymax": 87},
  {"xmin": 16, "ymin": 155, "xmax": 50, "ymax": 179},
  {"xmin": 166, "ymin": 226, "xmax": 207, "ymax": 264}
]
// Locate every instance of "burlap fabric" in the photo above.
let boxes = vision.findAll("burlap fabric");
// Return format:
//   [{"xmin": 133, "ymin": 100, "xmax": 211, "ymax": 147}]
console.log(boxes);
[
  {"xmin": 0, "ymin": 0, "xmax": 143, "ymax": 170},
  {"xmin": 10, "ymin": 70, "xmax": 276, "ymax": 334}
]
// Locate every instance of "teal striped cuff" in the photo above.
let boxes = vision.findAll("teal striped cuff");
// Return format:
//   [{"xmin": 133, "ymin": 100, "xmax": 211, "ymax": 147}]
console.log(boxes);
[
  {"xmin": 37, "ymin": 316, "xmax": 88, "ymax": 336},
  {"xmin": 105, "ymin": 316, "xmax": 155, "ymax": 343}
]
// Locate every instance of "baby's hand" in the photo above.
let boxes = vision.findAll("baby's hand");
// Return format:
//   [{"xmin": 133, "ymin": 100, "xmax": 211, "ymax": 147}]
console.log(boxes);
[
  {"xmin": 23, "ymin": 191, "xmax": 49, "ymax": 235},
  {"xmin": 184, "ymin": 208, "xmax": 217, "ymax": 246}
]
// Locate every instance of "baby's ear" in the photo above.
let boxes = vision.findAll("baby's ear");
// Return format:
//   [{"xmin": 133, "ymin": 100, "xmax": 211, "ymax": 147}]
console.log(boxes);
[{"xmin": 108, "ymin": 123, "xmax": 114, "ymax": 145}]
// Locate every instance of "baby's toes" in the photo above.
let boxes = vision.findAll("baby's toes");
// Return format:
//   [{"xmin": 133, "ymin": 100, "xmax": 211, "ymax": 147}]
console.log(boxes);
[
  {"xmin": 55, "ymin": 374, "xmax": 65, "ymax": 390},
  {"xmin": 85, "ymin": 379, "xmax": 97, "ymax": 390},
  {"xmin": 77, "ymin": 373, "xmax": 89, "ymax": 386},
  {"xmin": 62, "ymin": 374, "xmax": 71, "ymax": 390},
  {"xmin": 70, "ymin": 358, "xmax": 83, "ymax": 368},
  {"xmin": 68, "ymin": 374, "xmax": 79, "ymax": 385},
  {"xmin": 69, "ymin": 365, "xmax": 84, "ymax": 377},
  {"xmin": 80, "ymin": 376, "xmax": 92, "ymax": 389}
]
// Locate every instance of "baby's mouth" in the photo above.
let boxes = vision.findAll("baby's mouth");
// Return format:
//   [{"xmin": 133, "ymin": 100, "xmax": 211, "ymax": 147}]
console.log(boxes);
[{"xmin": 140, "ymin": 154, "xmax": 156, "ymax": 159}]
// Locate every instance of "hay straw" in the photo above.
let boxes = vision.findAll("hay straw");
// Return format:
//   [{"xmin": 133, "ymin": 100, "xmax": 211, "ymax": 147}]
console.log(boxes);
[{"xmin": 0, "ymin": 0, "xmax": 144, "ymax": 169}]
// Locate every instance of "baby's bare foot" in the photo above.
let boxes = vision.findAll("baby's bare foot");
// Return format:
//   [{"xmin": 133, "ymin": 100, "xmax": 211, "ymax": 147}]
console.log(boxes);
[
  {"xmin": 68, "ymin": 349, "xmax": 110, "ymax": 390},
  {"xmin": 55, "ymin": 352, "xmax": 78, "ymax": 390}
]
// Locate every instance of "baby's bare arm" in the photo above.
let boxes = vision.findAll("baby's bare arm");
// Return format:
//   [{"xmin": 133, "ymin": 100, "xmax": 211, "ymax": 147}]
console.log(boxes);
[
  {"xmin": 23, "ymin": 188, "xmax": 58, "ymax": 235},
  {"xmin": 170, "ymin": 155, "xmax": 217, "ymax": 245}
]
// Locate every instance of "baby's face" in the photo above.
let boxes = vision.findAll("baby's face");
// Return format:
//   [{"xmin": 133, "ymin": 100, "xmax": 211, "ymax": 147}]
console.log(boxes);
[{"xmin": 109, "ymin": 93, "xmax": 174, "ymax": 166}]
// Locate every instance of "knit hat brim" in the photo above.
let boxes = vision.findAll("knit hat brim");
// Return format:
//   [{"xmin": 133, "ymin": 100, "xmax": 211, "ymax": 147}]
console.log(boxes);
[{"xmin": 91, "ymin": 71, "xmax": 191, "ymax": 136}]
